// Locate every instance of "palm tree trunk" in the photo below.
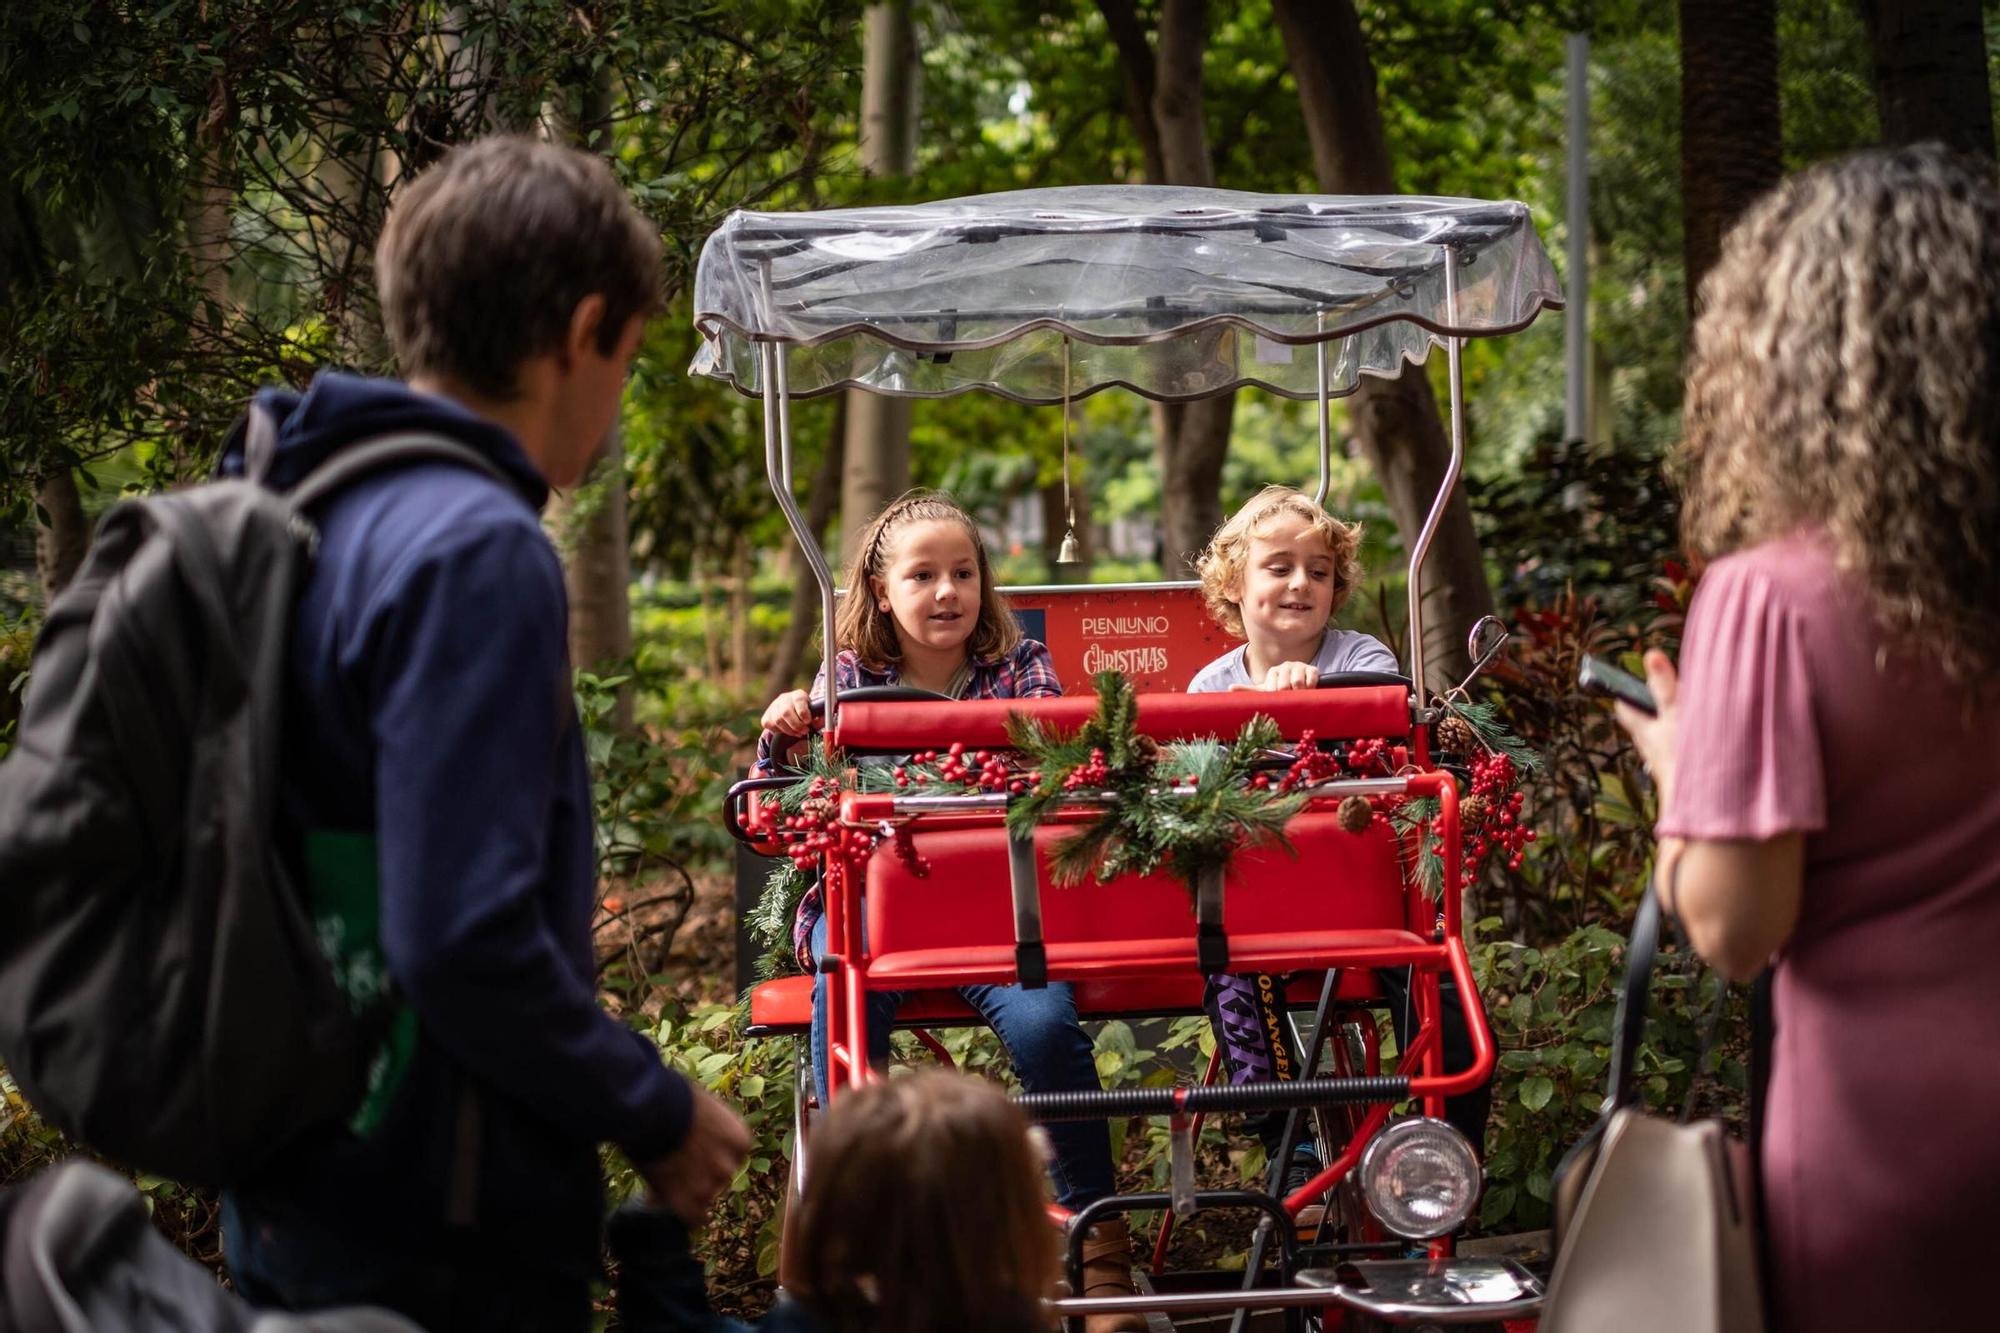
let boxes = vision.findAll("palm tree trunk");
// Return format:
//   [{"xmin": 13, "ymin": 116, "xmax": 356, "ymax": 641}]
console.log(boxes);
[
  {"xmin": 1679, "ymin": 0, "xmax": 1781, "ymax": 308},
  {"xmin": 1857, "ymin": 0, "xmax": 1994, "ymax": 160}
]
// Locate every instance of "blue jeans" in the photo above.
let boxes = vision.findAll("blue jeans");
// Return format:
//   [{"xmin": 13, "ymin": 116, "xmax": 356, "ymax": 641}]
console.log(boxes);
[{"xmin": 806, "ymin": 913, "xmax": 1115, "ymax": 1209}]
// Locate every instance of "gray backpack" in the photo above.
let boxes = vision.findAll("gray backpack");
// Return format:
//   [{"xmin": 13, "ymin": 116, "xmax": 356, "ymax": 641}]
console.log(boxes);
[
  {"xmin": 0, "ymin": 418, "xmax": 503, "ymax": 1187},
  {"xmin": 0, "ymin": 1159, "xmax": 421, "ymax": 1332}
]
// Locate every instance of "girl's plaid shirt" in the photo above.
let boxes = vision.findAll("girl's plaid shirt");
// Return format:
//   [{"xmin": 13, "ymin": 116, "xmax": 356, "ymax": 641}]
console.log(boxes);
[{"xmin": 753, "ymin": 638, "xmax": 1062, "ymax": 970}]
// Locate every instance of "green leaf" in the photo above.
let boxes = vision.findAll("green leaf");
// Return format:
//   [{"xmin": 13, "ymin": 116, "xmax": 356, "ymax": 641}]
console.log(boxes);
[{"xmin": 1519, "ymin": 1076, "xmax": 1554, "ymax": 1111}]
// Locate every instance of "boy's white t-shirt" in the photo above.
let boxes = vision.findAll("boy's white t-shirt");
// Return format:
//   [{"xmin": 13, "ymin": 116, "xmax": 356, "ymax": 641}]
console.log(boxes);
[{"xmin": 1186, "ymin": 628, "xmax": 1401, "ymax": 693}]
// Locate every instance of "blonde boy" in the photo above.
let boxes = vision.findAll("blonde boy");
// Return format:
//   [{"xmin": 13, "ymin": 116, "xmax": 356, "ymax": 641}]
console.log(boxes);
[
  {"xmin": 1186, "ymin": 487, "xmax": 1489, "ymax": 1199},
  {"xmin": 1190, "ymin": 485, "xmax": 1398, "ymax": 691}
]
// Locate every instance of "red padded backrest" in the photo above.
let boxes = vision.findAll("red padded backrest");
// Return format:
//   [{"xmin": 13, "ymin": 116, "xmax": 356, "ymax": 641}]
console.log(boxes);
[
  {"xmin": 1001, "ymin": 584, "xmax": 1228, "ymax": 694},
  {"xmin": 865, "ymin": 811, "xmax": 1407, "ymax": 958},
  {"xmin": 834, "ymin": 685, "xmax": 1410, "ymax": 751}
]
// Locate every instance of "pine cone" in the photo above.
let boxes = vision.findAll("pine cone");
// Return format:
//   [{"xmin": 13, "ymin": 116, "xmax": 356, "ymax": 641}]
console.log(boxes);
[
  {"xmin": 1438, "ymin": 714, "xmax": 1478, "ymax": 755},
  {"xmin": 1337, "ymin": 795, "xmax": 1374, "ymax": 834},
  {"xmin": 1132, "ymin": 734, "xmax": 1161, "ymax": 766},
  {"xmin": 801, "ymin": 796, "xmax": 835, "ymax": 823},
  {"xmin": 1461, "ymin": 794, "xmax": 1491, "ymax": 827}
]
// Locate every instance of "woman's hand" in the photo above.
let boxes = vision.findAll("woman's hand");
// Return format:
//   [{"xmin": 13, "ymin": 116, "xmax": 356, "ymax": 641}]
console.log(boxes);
[
  {"xmin": 760, "ymin": 688, "xmax": 813, "ymax": 738},
  {"xmin": 1614, "ymin": 649, "xmax": 1681, "ymax": 810}
]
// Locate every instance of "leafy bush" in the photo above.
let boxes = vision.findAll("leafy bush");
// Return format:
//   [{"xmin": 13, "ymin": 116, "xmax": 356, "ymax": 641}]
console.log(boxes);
[
  {"xmin": 0, "ymin": 608, "xmax": 35, "ymax": 762},
  {"xmin": 1470, "ymin": 917, "xmax": 1747, "ymax": 1234}
]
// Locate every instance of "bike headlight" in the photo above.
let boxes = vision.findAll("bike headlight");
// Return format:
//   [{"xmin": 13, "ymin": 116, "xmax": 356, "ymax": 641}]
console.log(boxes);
[{"xmin": 1358, "ymin": 1116, "xmax": 1481, "ymax": 1239}]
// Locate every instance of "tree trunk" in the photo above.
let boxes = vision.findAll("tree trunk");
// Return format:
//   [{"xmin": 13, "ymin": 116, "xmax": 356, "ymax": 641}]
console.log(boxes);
[
  {"xmin": 699, "ymin": 553, "xmax": 723, "ymax": 684},
  {"xmin": 1093, "ymin": 0, "xmax": 1166, "ymax": 181},
  {"xmin": 548, "ymin": 66, "xmax": 635, "ymax": 726},
  {"xmin": 1678, "ymin": 0, "xmax": 1781, "ymax": 308},
  {"xmin": 1147, "ymin": 0, "xmax": 1236, "ymax": 576},
  {"xmin": 765, "ymin": 397, "xmax": 848, "ymax": 695},
  {"xmin": 1270, "ymin": 0, "xmax": 1492, "ymax": 683},
  {"xmin": 34, "ymin": 469, "xmax": 89, "ymax": 602},
  {"xmin": 562, "ymin": 429, "xmax": 636, "ymax": 671},
  {"xmin": 729, "ymin": 535, "xmax": 751, "ymax": 699},
  {"xmin": 1857, "ymin": 0, "xmax": 1994, "ymax": 160},
  {"xmin": 840, "ymin": 1, "xmax": 919, "ymax": 564},
  {"xmin": 183, "ymin": 71, "xmax": 236, "ymax": 319}
]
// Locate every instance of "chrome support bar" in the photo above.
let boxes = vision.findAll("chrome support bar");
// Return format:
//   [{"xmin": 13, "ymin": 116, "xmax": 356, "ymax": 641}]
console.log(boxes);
[
  {"xmin": 1406, "ymin": 246, "xmax": 1467, "ymax": 715},
  {"xmin": 846, "ymin": 776, "xmax": 1410, "ymax": 823},
  {"xmin": 757, "ymin": 260, "xmax": 839, "ymax": 728},
  {"xmin": 1314, "ymin": 311, "xmax": 1332, "ymax": 506},
  {"xmin": 1047, "ymin": 1285, "xmax": 1539, "ymax": 1323}
]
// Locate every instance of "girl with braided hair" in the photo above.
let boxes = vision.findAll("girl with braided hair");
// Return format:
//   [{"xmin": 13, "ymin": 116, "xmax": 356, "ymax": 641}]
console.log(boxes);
[{"xmin": 755, "ymin": 490, "xmax": 1141, "ymax": 1331}]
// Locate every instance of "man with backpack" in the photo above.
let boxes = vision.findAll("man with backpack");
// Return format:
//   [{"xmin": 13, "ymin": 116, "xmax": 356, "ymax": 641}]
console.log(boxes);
[{"xmin": 206, "ymin": 136, "xmax": 748, "ymax": 1328}]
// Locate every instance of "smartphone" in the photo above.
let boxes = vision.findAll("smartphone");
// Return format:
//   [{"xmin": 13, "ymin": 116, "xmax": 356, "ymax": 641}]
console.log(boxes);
[{"xmin": 1578, "ymin": 654, "xmax": 1658, "ymax": 716}]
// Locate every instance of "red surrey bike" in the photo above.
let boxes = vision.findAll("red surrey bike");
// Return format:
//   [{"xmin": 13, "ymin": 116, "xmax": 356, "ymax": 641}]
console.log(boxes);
[{"xmin": 697, "ymin": 186, "xmax": 1564, "ymax": 1330}]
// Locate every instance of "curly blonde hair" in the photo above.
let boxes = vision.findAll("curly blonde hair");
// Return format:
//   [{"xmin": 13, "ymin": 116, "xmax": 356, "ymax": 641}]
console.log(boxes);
[
  {"xmin": 834, "ymin": 489, "xmax": 1021, "ymax": 671},
  {"xmin": 1682, "ymin": 144, "xmax": 2000, "ymax": 685},
  {"xmin": 1195, "ymin": 485, "xmax": 1365, "ymax": 639}
]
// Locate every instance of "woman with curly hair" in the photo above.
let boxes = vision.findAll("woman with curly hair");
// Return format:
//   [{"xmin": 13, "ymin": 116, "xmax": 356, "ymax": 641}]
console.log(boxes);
[{"xmin": 1618, "ymin": 143, "xmax": 2000, "ymax": 1332}]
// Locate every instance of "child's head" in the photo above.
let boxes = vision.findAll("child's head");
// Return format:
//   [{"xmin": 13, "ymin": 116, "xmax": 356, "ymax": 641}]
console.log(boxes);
[
  {"xmin": 1196, "ymin": 485, "xmax": 1364, "ymax": 641},
  {"xmin": 835, "ymin": 490, "xmax": 1021, "ymax": 670},
  {"xmin": 375, "ymin": 134, "xmax": 660, "ymax": 451},
  {"xmin": 792, "ymin": 1071, "xmax": 1057, "ymax": 1333}
]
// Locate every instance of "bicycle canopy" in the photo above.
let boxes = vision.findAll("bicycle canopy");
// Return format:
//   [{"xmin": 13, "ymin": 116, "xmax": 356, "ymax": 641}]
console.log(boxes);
[{"xmin": 689, "ymin": 185, "xmax": 1563, "ymax": 404}]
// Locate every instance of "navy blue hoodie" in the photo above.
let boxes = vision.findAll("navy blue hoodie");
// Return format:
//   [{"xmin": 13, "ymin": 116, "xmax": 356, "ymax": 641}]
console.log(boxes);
[{"xmin": 220, "ymin": 373, "xmax": 691, "ymax": 1303}]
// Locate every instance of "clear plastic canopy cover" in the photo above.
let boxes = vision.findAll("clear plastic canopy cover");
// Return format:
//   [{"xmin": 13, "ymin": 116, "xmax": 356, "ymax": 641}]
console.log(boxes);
[{"xmin": 689, "ymin": 185, "xmax": 1562, "ymax": 404}]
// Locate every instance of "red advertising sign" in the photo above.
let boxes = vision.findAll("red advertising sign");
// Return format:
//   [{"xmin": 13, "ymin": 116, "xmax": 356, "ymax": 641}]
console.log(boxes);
[{"xmin": 1002, "ymin": 582, "xmax": 1234, "ymax": 695}]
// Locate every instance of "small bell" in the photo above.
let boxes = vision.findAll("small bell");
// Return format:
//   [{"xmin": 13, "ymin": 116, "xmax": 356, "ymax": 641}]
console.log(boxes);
[{"xmin": 1056, "ymin": 528, "xmax": 1081, "ymax": 564}]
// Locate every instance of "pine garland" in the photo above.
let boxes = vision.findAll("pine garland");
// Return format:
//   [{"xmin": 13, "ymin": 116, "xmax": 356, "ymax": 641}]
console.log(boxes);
[
  {"xmin": 1437, "ymin": 694, "xmax": 1541, "ymax": 775},
  {"xmin": 1007, "ymin": 671, "xmax": 1307, "ymax": 901},
  {"xmin": 743, "ymin": 680, "xmax": 1544, "ymax": 974}
]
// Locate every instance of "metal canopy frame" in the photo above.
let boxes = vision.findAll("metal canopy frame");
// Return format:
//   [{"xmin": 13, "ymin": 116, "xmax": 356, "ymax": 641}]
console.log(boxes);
[{"xmin": 700, "ymin": 191, "xmax": 1556, "ymax": 726}]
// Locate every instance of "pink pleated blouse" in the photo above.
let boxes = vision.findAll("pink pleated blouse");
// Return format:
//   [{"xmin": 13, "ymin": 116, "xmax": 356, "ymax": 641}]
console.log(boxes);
[{"xmin": 1659, "ymin": 528, "xmax": 2000, "ymax": 1333}]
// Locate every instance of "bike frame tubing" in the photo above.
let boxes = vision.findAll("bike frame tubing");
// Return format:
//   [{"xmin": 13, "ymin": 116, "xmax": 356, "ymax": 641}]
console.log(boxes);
[{"xmin": 820, "ymin": 774, "xmax": 1491, "ymax": 1103}]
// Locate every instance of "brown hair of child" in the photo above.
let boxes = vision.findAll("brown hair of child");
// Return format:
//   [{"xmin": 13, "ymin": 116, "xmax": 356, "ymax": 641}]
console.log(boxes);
[
  {"xmin": 791, "ymin": 1071, "xmax": 1058, "ymax": 1333},
  {"xmin": 833, "ymin": 490, "xmax": 1022, "ymax": 672}
]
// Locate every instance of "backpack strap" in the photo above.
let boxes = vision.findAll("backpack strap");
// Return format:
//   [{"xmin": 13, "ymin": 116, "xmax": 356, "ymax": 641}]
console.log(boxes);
[{"xmin": 286, "ymin": 433, "xmax": 513, "ymax": 512}]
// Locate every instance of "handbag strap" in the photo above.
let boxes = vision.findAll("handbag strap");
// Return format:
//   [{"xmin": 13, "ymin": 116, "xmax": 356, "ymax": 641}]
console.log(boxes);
[
  {"xmin": 1606, "ymin": 881, "xmax": 1730, "ymax": 1118},
  {"xmin": 1605, "ymin": 886, "xmax": 1661, "ymax": 1111}
]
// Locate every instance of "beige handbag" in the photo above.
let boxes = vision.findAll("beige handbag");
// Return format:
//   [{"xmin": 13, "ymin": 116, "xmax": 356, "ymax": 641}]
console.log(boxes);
[{"xmin": 1541, "ymin": 893, "xmax": 1764, "ymax": 1333}]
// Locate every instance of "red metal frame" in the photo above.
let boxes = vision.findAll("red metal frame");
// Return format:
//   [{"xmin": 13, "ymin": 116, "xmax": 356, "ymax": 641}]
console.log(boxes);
[{"xmin": 788, "ymin": 690, "xmax": 1496, "ymax": 1249}]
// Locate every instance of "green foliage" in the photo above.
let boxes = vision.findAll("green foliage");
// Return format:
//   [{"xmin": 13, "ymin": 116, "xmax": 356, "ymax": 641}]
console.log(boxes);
[
  {"xmin": 575, "ymin": 667, "xmax": 755, "ymax": 889},
  {"xmin": 603, "ymin": 998, "xmax": 799, "ymax": 1285},
  {"xmin": 1470, "ymin": 916, "xmax": 1747, "ymax": 1234},
  {"xmin": 1008, "ymin": 671, "xmax": 1305, "ymax": 896},
  {"xmin": 0, "ymin": 609, "xmax": 35, "ymax": 763}
]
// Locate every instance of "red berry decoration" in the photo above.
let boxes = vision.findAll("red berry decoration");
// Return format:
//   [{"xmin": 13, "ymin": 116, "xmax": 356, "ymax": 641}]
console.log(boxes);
[{"xmin": 1277, "ymin": 730, "xmax": 1344, "ymax": 792}]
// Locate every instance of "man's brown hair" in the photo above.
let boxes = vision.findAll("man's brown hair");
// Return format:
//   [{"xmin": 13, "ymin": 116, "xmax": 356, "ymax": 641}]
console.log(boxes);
[
  {"xmin": 375, "ymin": 135, "xmax": 661, "ymax": 399},
  {"xmin": 792, "ymin": 1071, "xmax": 1057, "ymax": 1333}
]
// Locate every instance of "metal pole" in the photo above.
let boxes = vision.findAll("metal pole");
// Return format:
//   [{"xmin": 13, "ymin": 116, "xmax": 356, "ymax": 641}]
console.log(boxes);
[
  {"xmin": 1564, "ymin": 31, "xmax": 1589, "ymax": 444},
  {"xmin": 1313, "ymin": 312, "xmax": 1332, "ymax": 506},
  {"xmin": 757, "ymin": 261, "xmax": 839, "ymax": 727},
  {"xmin": 1405, "ymin": 249, "xmax": 1466, "ymax": 714}
]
